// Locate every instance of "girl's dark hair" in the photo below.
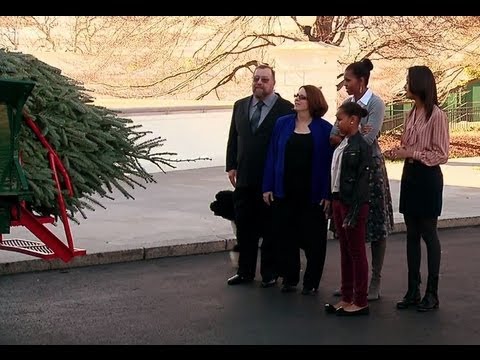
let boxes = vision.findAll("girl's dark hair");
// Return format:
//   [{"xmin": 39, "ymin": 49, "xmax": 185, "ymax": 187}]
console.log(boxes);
[
  {"xmin": 407, "ymin": 65, "xmax": 438, "ymax": 120},
  {"xmin": 345, "ymin": 58, "xmax": 374, "ymax": 86},
  {"xmin": 338, "ymin": 102, "xmax": 368, "ymax": 120},
  {"xmin": 301, "ymin": 85, "xmax": 329, "ymax": 117}
]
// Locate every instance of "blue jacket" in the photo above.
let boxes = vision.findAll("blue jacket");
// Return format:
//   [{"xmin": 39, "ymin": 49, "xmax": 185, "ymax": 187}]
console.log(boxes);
[{"xmin": 262, "ymin": 114, "xmax": 334, "ymax": 203}]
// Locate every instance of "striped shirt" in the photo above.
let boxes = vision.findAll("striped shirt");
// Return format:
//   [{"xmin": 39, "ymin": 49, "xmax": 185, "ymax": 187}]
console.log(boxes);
[{"xmin": 401, "ymin": 105, "xmax": 449, "ymax": 166}]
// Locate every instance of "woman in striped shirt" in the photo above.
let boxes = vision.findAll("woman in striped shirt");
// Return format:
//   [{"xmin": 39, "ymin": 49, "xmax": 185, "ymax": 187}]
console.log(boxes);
[{"xmin": 385, "ymin": 65, "xmax": 449, "ymax": 312}]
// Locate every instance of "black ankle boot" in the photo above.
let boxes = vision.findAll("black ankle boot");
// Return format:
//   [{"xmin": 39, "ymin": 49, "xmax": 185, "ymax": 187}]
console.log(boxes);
[
  {"xmin": 396, "ymin": 288, "xmax": 421, "ymax": 309},
  {"xmin": 396, "ymin": 272, "xmax": 421, "ymax": 309},
  {"xmin": 417, "ymin": 275, "xmax": 439, "ymax": 312}
]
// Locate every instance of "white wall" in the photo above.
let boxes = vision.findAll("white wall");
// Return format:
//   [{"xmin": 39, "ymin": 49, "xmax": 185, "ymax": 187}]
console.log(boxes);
[
  {"xmin": 127, "ymin": 42, "xmax": 344, "ymax": 174},
  {"xmin": 128, "ymin": 109, "xmax": 232, "ymax": 173},
  {"xmin": 269, "ymin": 41, "xmax": 343, "ymax": 123}
]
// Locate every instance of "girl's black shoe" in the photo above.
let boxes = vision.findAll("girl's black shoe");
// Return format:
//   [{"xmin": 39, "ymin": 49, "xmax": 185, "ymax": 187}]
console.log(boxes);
[{"xmin": 336, "ymin": 306, "xmax": 370, "ymax": 316}]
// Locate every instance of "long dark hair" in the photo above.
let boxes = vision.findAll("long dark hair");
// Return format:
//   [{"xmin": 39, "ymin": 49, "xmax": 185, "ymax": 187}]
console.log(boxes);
[{"xmin": 407, "ymin": 65, "xmax": 438, "ymax": 120}]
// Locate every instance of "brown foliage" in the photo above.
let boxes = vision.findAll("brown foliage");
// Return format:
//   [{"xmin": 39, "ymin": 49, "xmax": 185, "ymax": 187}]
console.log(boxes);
[{"xmin": 379, "ymin": 132, "xmax": 480, "ymax": 159}]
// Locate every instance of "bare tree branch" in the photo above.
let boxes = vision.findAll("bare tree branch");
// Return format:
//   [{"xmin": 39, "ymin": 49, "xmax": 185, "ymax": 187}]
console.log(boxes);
[
  {"xmin": 195, "ymin": 60, "xmax": 260, "ymax": 99},
  {"xmin": 27, "ymin": 16, "xmax": 58, "ymax": 50},
  {"xmin": 4, "ymin": 16, "xmax": 478, "ymax": 102}
]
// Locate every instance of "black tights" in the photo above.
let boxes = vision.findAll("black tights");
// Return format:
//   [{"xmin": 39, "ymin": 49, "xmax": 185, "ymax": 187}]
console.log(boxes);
[{"xmin": 403, "ymin": 215, "xmax": 441, "ymax": 278}]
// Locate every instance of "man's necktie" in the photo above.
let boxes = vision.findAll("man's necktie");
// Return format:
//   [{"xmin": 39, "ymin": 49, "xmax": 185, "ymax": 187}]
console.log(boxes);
[{"xmin": 250, "ymin": 100, "xmax": 264, "ymax": 133}]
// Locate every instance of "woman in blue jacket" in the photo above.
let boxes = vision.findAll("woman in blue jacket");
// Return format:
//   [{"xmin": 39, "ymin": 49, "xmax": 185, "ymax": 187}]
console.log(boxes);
[{"xmin": 262, "ymin": 85, "xmax": 334, "ymax": 295}]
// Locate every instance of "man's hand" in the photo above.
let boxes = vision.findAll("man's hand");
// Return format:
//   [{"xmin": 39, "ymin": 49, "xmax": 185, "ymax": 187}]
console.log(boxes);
[
  {"xmin": 227, "ymin": 169, "xmax": 237, "ymax": 188},
  {"xmin": 263, "ymin": 191, "xmax": 274, "ymax": 206}
]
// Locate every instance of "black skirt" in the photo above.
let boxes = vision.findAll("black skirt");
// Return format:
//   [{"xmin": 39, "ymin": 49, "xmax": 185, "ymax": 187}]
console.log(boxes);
[{"xmin": 399, "ymin": 159, "xmax": 443, "ymax": 217}]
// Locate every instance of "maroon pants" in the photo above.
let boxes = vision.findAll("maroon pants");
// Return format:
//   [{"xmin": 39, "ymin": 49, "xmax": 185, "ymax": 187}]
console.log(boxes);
[{"xmin": 332, "ymin": 200, "xmax": 369, "ymax": 307}]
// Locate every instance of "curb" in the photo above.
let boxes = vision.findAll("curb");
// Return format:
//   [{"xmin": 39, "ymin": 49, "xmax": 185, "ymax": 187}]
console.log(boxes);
[
  {"xmin": 0, "ymin": 238, "xmax": 235, "ymax": 276},
  {"xmin": 114, "ymin": 105, "xmax": 233, "ymax": 116},
  {"xmin": 1, "ymin": 217, "xmax": 480, "ymax": 276},
  {"xmin": 391, "ymin": 216, "xmax": 480, "ymax": 234}
]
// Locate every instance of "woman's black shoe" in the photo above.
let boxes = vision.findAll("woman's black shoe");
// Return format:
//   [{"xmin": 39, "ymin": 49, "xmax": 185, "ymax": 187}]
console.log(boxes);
[
  {"xmin": 261, "ymin": 278, "xmax": 277, "ymax": 288},
  {"xmin": 301, "ymin": 287, "xmax": 318, "ymax": 296},
  {"xmin": 281, "ymin": 284, "xmax": 297, "ymax": 293},
  {"xmin": 396, "ymin": 294, "xmax": 421, "ymax": 309},
  {"xmin": 417, "ymin": 275, "xmax": 439, "ymax": 312},
  {"xmin": 416, "ymin": 292, "xmax": 439, "ymax": 312},
  {"xmin": 396, "ymin": 288, "xmax": 421, "ymax": 309}
]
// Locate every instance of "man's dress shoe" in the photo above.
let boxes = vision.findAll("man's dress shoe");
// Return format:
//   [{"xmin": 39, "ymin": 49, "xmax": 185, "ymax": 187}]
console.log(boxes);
[{"xmin": 227, "ymin": 274, "xmax": 253, "ymax": 285}]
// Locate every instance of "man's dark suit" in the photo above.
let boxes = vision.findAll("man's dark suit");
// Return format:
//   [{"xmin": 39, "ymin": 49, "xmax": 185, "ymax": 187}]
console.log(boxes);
[{"xmin": 226, "ymin": 93, "xmax": 294, "ymax": 281}]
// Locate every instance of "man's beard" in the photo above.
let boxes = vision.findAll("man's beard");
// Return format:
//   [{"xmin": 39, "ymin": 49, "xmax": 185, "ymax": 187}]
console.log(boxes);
[{"xmin": 253, "ymin": 88, "xmax": 265, "ymax": 97}]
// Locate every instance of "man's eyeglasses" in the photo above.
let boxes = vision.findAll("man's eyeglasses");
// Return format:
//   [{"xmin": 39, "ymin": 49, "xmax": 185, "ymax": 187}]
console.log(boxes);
[
  {"xmin": 294, "ymin": 94, "xmax": 307, "ymax": 100},
  {"xmin": 253, "ymin": 76, "xmax": 271, "ymax": 83}
]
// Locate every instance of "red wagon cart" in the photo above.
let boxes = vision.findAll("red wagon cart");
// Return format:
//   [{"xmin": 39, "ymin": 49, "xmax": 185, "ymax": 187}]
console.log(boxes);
[{"xmin": 0, "ymin": 79, "xmax": 85, "ymax": 262}]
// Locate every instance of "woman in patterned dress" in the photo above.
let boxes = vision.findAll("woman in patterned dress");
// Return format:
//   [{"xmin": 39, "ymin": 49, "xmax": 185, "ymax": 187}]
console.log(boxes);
[{"xmin": 330, "ymin": 58, "xmax": 394, "ymax": 301}]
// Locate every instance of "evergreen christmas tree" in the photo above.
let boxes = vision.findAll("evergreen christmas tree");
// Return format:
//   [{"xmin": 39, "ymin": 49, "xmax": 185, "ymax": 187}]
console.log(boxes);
[{"xmin": 0, "ymin": 49, "xmax": 183, "ymax": 222}]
